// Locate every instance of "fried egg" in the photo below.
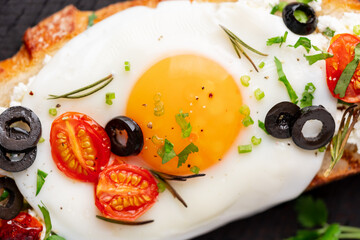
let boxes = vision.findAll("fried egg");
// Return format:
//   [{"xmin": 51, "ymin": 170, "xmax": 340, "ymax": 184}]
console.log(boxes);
[{"xmin": 11, "ymin": 1, "xmax": 337, "ymax": 239}]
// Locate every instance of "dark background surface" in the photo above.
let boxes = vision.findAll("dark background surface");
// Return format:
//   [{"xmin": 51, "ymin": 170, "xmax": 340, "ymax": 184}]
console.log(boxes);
[{"xmin": 0, "ymin": 0, "xmax": 360, "ymax": 239}]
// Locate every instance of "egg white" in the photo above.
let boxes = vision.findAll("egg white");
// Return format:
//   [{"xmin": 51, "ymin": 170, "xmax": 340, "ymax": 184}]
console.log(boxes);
[{"xmin": 12, "ymin": 1, "xmax": 337, "ymax": 240}]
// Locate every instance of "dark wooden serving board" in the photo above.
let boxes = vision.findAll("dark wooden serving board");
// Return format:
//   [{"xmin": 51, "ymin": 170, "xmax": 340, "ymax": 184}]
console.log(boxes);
[{"xmin": 0, "ymin": 0, "xmax": 360, "ymax": 239}]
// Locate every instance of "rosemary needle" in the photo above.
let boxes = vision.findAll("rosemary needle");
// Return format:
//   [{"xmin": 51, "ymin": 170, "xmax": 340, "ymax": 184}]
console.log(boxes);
[
  {"xmin": 96, "ymin": 215, "xmax": 154, "ymax": 225},
  {"xmin": 48, "ymin": 74, "xmax": 113, "ymax": 100}
]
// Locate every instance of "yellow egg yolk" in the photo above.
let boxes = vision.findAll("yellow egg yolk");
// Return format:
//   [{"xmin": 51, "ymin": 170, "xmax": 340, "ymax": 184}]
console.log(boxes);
[{"xmin": 126, "ymin": 54, "xmax": 243, "ymax": 175}]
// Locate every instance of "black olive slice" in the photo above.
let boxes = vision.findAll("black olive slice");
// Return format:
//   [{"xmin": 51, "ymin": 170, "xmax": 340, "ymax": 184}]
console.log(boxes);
[
  {"xmin": 0, "ymin": 146, "xmax": 37, "ymax": 172},
  {"xmin": 0, "ymin": 177, "xmax": 23, "ymax": 220},
  {"xmin": 291, "ymin": 105, "xmax": 335, "ymax": 150},
  {"xmin": 282, "ymin": 3, "xmax": 318, "ymax": 35},
  {"xmin": 105, "ymin": 116, "xmax": 144, "ymax": 156},
  {"xmin": 265, "ymin": 102, "xmax": 301, "ymax": 139},
  {"xmin": 0, "ymin": 106, "xmax": 42, "ymax": 151}
]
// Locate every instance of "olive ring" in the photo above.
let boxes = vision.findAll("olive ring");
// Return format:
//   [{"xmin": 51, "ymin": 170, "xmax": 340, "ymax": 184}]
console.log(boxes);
[
  {"xmin": 282, "ymin": 2, "xmax": 318, "ymax": 35},
  {"xmin": 0, "ymin": 146, "xmax": 37, "ymax": 172},
  {"xmin": 0, "ymin": 177, "xmax": 23, "ymax": 220}
]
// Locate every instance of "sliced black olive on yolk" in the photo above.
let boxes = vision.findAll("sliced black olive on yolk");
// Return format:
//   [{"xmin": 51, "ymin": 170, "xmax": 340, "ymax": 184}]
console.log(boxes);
[
  {"xmin": 0, "ymin": 146, "xmax": 37, "ymax": 172},
  {"xmin": 0, "ymin": 177, "xmax": 23, "ymax": 220},
  {"xmin": 291, "ymin": 105, "xmax": 335, "ymax": 150},
  {"xmin": 265, "ymin": 101, "xmax": 301, "ymax": 139},
  {"xmin": 282, "ymin": 2, "xmax": 318, "ymax": 35},
  {"xmin": 0, "ymin": 106, "xmax": 41, "ymax": 152}
]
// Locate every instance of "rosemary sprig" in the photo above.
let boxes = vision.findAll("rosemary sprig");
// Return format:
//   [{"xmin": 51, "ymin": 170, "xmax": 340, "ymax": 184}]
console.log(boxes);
[
  {"xmin": 48, "ymin": 74, "xmax": 113, "ymax": 100},
  {"xmin": 151, "ymin": 170, "xmax": 205, "ymax": 181},
  {"xmin": 96, "ymin": 215, "xmax": 154, "ymax": 225},
  {"xmin": 220, "ymin": 25, "xmax": 268, "ymax": 72},
  {"xmin": 325, "ymin": 103, "xmax": 360, "ymax": 177}
]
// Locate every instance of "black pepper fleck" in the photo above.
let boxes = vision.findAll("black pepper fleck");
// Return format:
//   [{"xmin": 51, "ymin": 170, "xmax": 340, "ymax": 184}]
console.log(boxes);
[{"xmin": 56, "ymin": 104, "xmax": 61, "ymax": 108}]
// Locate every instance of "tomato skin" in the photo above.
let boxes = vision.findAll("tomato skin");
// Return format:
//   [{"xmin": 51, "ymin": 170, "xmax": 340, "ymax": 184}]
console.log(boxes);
[
  {"xmin": 0, "ymin": 212, "xmax": 43, "ymax": 240},
  {"xmin": 50, "ymin": 112, "xmax": 111, "ymax": 182},
  {"xmin": 326, "ymin": 33, "xmax": 360, "ymax": 103},
  {"xmin": 95, "ymin": 164, "xmax": 158, "ymax": 221}
]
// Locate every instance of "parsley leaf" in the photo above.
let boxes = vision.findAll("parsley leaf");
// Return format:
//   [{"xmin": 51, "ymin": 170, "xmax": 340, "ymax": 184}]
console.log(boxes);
[
  {"xmin": 289, "ymin": 37, "xmax": 312, "ymax": 53},
  {"xmin": 36, "ymin": 169, "xmax": 48, "ymax": 196},
  {"xmin": 47, "ymin": 235, "xmax": 66, "ymax": 240},
  {"xmin": 294, "ymin": 10, "xmax": 309, "ymax": 23},
  {"xmin": 323, "ymin": 27, "xmax": 335, "ymax": 37},
  {"xmin": 267, "ymin": 31, "xmax": 288, "ymax": 47},
  {"xmin": 304, "ymin": 52, "xmax": 333, "ymax": 65},
  {"xmin": 158, "ymin": 139, "xmax": 177, "ymax": 164},
  {"xmin": 177, "ymin": 143, "xmax": 199, "ymax": 167},
  {"xmin": 0, "ymin": 189, "xmax": 9, "ymax": 201},
  {"xmin": 270, "ymin": 2, "xmax": 288, "ymax": 14},
  {"xmin": 295, "ymin": 196, "xmax": 328, "ymax": 228},
  {"xmin": 297, "ymin": 0, "xmax": 316, "ymax": 3},
  {"xmin": 321, "ymin": 224, "xmax": 341, "ymax": 240},
  {"xmin": 274, "ymin": 57, "xmax": 299, "ymax": 104},
  {"xmin": 286, "ymin": 229, "xmax": 321, "ymax": 240},
  {"xmin": 38, "ymin": 203, "xmax": 52, "ymax": 239},
  {"xmin": 175, "ymin": 111, "xmax": 192, "ymax": 138},
  {"xmin": 300, "ymin": 83, "xmax": 316, "ymax": 108},
  {"xmin": 88, "ymin": 12, "xmax": 97, "ymax": 27}
]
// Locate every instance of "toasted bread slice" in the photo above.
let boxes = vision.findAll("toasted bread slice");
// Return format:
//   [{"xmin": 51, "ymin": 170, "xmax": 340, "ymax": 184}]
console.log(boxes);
[{"xmin": 0, "ymin": 0, "xmax": 359, "ymax": 188}]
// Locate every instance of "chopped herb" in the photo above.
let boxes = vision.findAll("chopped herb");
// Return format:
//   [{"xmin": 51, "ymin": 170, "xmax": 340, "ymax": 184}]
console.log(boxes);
[
  {"xmin": 88, "ymin": 12, "xmax": 97, "ymax": 27},
  {"xmin": 175, "ymin": 110, "xmax": 192, "ymax": 138},
  {"xmin": 36, "ymin": 169, "xmax": 48, "ymax": 196},
  {"xmin": 105, "ymin": 92, "xmax": 115, "ymax": 105},
  {"xmin": 0, "ymin": 189, "xmax": 9, "ymax": 202},
  {"xmin": 300, "ymin": 83, "xmax": 316, "ymax": 108},
  {"xmin": 48, "ymin": 74, "xmax": 113, "ymax": 100},
  {"xmin": 274, "ymin": 57, "xmax": 299, "ymax": 104},
  {"xmin": 242, "ymin": 115, "xmax": 254, "ymax": 127},
  {"xmin": 96, "ymin": 215, "xmax": 154, "ymax": 225},
  {"xmin": 240, "ymin": 75, "xmax": 251, "ymax": 87},
  {"xmin": 158, "ymin": 139, "xmax": 177, "ymax": 164},
  {"xmin": 47, "ymin": 235, "xmax": 66, "ymax": 240},
  {"xmin": 157, "ymin": 182, "xmax": 166, "ymax": 193},
  {"xmin": 304, "ymin": 52, "xmax": 333, "ymax": 65},
  {"xmin": 190, "ymin": 166, "xmax": 200, "ymax": 174},
  {"xmin": 323, "ymin": 27, "xmax": 335, "ymax": 37},
  {"xmin": 177, "ymin": 143, "xmax": 199, "ymax": 167},
  {"xmin": 258, "ymin": 120, "xmax": 269, "ymax": 135},
  {"xmin": 39, "ymin": 137, "xmax": 45, "ymax": 143},
  {"xmin": 334, "ymin": 43, "xmax": 360, "ymax": 98},
  {"xmin": 318, "ymin": 146, "xmax": 326, "ymax": 152},
  {"xmin": 153, "ymin": 92, "xmax": 165, "ymax": 116},
  {"xmin": 288, "ymin": 37, "xmax": 312, "ymax": 53},
  {"xmin": 267, "ymin": 31, "xmax": 288, "ymax": 47},
  {"xmin": 295, "ymin": 196, "xmax": 328, "ymax": 228},
  {"xmin": 312, "ymin": 45, "xmax": 322, "ymax": 52},
  {"xmin": 49, "ymin": 108, "xmax": 57, "ymax": 116},
  {"xmin": 259, "ymin": 61, "xmax": 265, "ymax": 69},
  {"xmin": 354, "ymin": 25, "xmax": 360, "ymax": 35},
  {"xmin": 270, "ymin": 1, "xmax": 288, "ymax": 14},
  {"xmin": 254, "ymin": 88, "xmax": 265, "ymax": 100},
  {"xmin": 124, "ymin": 61, "xmax": 131, "ymax": 71},
  {"xmin": 239, "ymin": 104, "xmax": 250, "ymax": 116},
  {"xmin": 38, "ymin": 203, "xmax": 52, "ymax": 239},
  {"xmin": 294, "ymin": 10, "xmax": 309, "ymax": 23},
  {"xmin": 297, "ymin": 0, "xmax": 316, "ymax": 3},
  {"xmin": 251, "ymin": 136, "xmax": 262, "ymax": 145},
  {"xmin": 238, "ymin": 144, "xmax": 252, "ymax": 153}
]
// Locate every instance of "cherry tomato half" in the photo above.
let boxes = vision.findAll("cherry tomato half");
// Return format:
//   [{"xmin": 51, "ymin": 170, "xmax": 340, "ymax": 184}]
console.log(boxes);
[
  {"xmin": 326, "ymin": 33, "xmax": 360, "ymax": 103},
  {"xmin": 0, "ymin": 212, "xmax": 43, "ymax": 240},
  {"xmin": 95, "ymin": 164, "xmax": 158, "ymax": 221},
  {"xmin": 50, "ymin": 112, "xmax": 111, "ymax": 182}
]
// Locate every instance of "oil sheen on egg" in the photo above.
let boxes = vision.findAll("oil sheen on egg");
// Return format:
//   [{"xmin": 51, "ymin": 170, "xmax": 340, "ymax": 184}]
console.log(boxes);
[{"xmin": 13, "ymin": 1, "xmax": 336, "ymax": 240}]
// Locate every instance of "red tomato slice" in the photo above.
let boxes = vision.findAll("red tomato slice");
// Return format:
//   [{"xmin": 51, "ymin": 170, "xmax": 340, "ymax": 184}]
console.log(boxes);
[
  {"xmin": 50, "ymin": 112, "xmax": 111, "ymax": 182},
  {"xmin": 95, "ymin": 164, "xmax": 158, "ymax": 221},
  {"xmin": 326, "ymin": 33, "xmax": 360, "ymax": 103},
  {"xmin": 0, "ymin": 212, "xmax": 43, "ymax": 240}
]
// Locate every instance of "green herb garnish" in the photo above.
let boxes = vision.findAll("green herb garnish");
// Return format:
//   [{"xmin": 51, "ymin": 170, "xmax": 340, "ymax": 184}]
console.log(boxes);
[
  {"xmin": 294, "ymin": 10, "xmax": 309, "ymax": 23},
  {"xmin": 220, "ymin": 25, "xmax": 268, "ymax": 72},
  {"xmin": 190, "ymin": 166, "xmax": 200, "ymax": 174},
  {"xmin": 239, "ymin": 104, "xmax": 250, "ymax": 116},
  {"xmin": 254, "ymin": 88, "xmax": 265, "ymax": 100},
  {"xmin": 258, "ymin": 120, "xmax": 269, "ymax": 135},
  {"xmin": 259, "ymin": 61, "xmax": 265, "ymax": 69},
  {"xmin": 105, "ymin": 92, "xmax": 115, "ymax": 105},
  {"xmin": 274, "ymin": 57, "xmax": 299, "ymax": 104},
  {"xmin": 153, "ymin": 92, "xmax": 165, "ymax": 116},
  {"xmin": 242, "ymin": 115, "xmax": 254, "ymax": 127},
  {"xmin": 175, "ymin": 110, "xmax": 192, "ymax": 138},
  {"xmin": 267, "ymin": 31, "xmax": 288, "ymax": 47},
  {"xmin": 238, "ymin": 144, "xmax": 252, "ymax": 153},
  {"xmin": 157, "ymin": 182, "xmax": 166, "ymax": 193},
  {"xmin": 297, "ymin": 0, "xmax": 316, "ymax": 3},
  {"xmin": 124, "ymin": 61, "xmax": 131, "ymax": 71},
  {"xmin": 177, "ymin": 143, "xmax": 199, "ymax": 167},
  {"xmin": 288, "ymin": 37, "xmax": 312, "ymax": 53},
  {"xmin": 158, "ymin": 139, "xmax": 177, "ymax": 164},
  {"xmin": 39, "ymin": 137, "xmax": 45, "ymax": 143},
  {"xmin": 48, "ymin": 74, "xmax": 113, "ymax": 100},
  {"xmin": 354, "ymin": 25, "xmax": 360, "ymax": 35},
  {"xmin": 304, "ymin": 52, "xmax": 333, "ymax": 65},
  {"xmin": 38, "ymin": 202, "xmax": 65, "ymax": 240},
  {"xmin": 270, "ymin": 1, "xmax": 288, "ymax": 14},
  {"xmin": 36, "ymin": 169, "xmax": 48, "ymax": 196},
  {"xmin": 96, "ymin": 215, "xmax": 154, "ymax": 225},
  {"xmin": 88, "ymin": 12, "xmax": 97, "ymax": 27},
  {"xmin": 47, "ymin": 235, "xmax": 66, "ymax": 240},
  {"xmin": 318, "ymin": 146, "xmax": 326, "ymax": 152},
  {"xmin": 333, "ymin": 43, "xmax": 360, "ymax": 98},
  {"xmin": 240, "ymin": 75, "xmax": 251, "ymax": 87},
  {"xmin": 0, "ymin": 189, "xmax": 9, "ymax": 202},
  {"xmin": 49, "ymin": 108, "xmax": 57, "ymax": 116},
  {"xmin": 323, "ymin": 27, "xmax": 335, "ymax": 37},
  {"xmin": 300, "ymin": 83, "xmax": 316, "ymax": 108},
  {"xmin": 251, "ymin": 136, "xmax": 262, "ymax": 145}
]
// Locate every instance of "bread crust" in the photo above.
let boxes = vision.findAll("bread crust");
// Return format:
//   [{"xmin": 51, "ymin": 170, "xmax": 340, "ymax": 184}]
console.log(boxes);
[{"xmin": 0, "ymin": 0, "xmax": 359, "ymax": 188}]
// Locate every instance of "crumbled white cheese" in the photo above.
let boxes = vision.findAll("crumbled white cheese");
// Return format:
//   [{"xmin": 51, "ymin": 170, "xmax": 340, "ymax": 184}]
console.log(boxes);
[
  {"xmin": 318, "ymin": 12, "xmax": 360, "ymax": 35},
  {"xmin": 309, "ymin": 0, "xmax": 322, "ymax": 12},
  {"xmin": 9, "ymin": 76, "xmax": 35, "ymax": 107},
  {"xmin": 244, "ymin": 0, "xmax": 279, "ymax": 11}
]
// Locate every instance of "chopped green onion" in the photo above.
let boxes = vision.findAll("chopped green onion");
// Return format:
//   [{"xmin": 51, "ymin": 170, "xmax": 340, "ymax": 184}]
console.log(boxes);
[
  {"xmin": 158, "ymin": 139, "xmax": 177, "ymax": 164},
  {"xmin": 323, "ymin": 27, "xmax": 335, "ymax": 37},
  {"xmin": 153, "ymin": 92, "xmax": 165, "ymax": 116},
  {"xmin": 36, "ymin": 169, "xmax": 48, "ymax": 196},
  {"xmin": 240, "ymin": 75, "xmax": 251, "ymax": 87},
  {"xmin": 0, "ymin": 189, "xmax": 9, "ymax": 202},
  {"xmin": 190, "ymin": 166, "xmax": 200, "ymax": 174},
  {"xmin": 157, "ymin": 182, "xmax": 166, "ymax": 193},
  {"xmin": 294, "ymin": 10, "xmax": 309, "ymax": 23},
  {"xmin": 300, "ymin": 82, "xmax": 316, "ymax": 108},
  {"xmin": 259, "ymin": 61, "xmax": 265, "ymax": 69},
  {"xmin": 238, "ymin": 144, "xmax": 252, "ymax": 153},
  {"xmin": 105, "ymin": 92, "xmax": 115, "ymax": 105},
  {"xmin": 38, "ymin": 137, "xmax": 45, "ymax": 143},
  {"xmin": 175, "ymin": 110, "xmax": 192, "ymax": 138},
  {"xmin": 49, "ymin": 108, "xmax": 57, "ymax": 116},
  {"xmin": 334, "ymin": 43, "xmax": 360, "ymax": 98},
  {"xmin": 304, "ymin": 52, "xmax": 333, "ymax": 65},
  {"xmin": 354, "ymin": 25, "xmax": 360, "ymax": 35},
  {"xmin": 124, "ymin": 61, "xmax": 130, "ymax": 71},
  {"xmin": 239, "ymin": 104, "xmax": 250, "ymax": 116},
  {"xmin": 288, "ymin": 37, "xmax": 312, "ymax": 53},
  {"xmin": 242, "ymin": 116, "xmax": 254, "ymax": 127},
  {"xmin": 267, "ymin": 31, "xmax": 288, "ymax": 47},
  {"xmin": 270, "ymin": 2, "xmax": 288, "ymax": 14},
  {"xmin": 274, "ymin": 57, "xmax": 299, "ymax": 104},
  {"xmin": 251, "ymin": 136, "xmax": 262, "ymax": 145},
  {"xmin": 258, "ymin": 120, "xmax": 269, "ymax": 135},
  {"xmin": 318, "ymin": 146, "xmax": 326, "ymax": 152},
  {"xmin": 177, "ymin": 143, "xmax": 199, "ymax": 167},
  {"xmin": 254, "ymin": 88, "xmax": 265, "ymax": 100},
  {"xmin": 88, "ymin": 12, "xmax": 97, "ymax": 27}
]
